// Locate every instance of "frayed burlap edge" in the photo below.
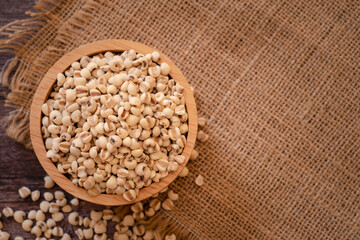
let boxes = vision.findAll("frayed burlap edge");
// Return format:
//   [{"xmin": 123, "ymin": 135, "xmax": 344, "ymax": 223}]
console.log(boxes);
[
  {"xmin": 140, "ymin": 211, "xmax": 199, "ymax": 240},
  {"xmin": 0, "ymin": 0, "xmax": 61, "ymax": 149},
  {"xmin": 0, "ymin": 0, "xmax": 98, "ymax": 149},
  {"xmin": 0, "ymin": 0, "xmax": 197, "ymax": 238}
]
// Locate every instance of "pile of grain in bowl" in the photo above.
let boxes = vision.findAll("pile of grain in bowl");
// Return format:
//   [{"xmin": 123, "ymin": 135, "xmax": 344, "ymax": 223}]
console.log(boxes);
[{"xmin": 41, "ymin": 50, "xmax": 189, "ymax": 201}]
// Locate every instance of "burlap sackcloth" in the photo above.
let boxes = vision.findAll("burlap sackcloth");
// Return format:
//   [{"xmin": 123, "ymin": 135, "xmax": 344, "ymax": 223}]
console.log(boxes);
[{"xmin": 1, "ymin": 0, "xmax": 360, "ymax": 239}]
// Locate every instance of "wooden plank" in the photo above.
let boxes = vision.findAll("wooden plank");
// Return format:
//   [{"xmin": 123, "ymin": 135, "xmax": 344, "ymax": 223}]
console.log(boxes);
[{"xmin": 0, "ymin": 1, "xmax": 116, "ymax": 238}]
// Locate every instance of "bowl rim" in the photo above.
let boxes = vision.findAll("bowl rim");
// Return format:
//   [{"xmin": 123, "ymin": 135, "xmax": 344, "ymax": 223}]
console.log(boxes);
[{"xmin": 30, "ymin": 39, "xmax": 198, "ymax": 206}]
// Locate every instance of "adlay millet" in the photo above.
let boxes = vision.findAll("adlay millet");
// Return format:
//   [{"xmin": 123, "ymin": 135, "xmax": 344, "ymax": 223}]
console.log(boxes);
[{"xmin": 41, "ymin": 49, "xmax": 189, "ymax": 201}]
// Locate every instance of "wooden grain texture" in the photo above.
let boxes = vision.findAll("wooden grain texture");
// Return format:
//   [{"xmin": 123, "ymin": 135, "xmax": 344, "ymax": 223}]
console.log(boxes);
[
  {"xmin": 30, "ymin": 39, "xmax": 198, "ymax": 205},
  {"xmin": 0, "ymin": 1, "xmax": 44, "ymax": 239}
]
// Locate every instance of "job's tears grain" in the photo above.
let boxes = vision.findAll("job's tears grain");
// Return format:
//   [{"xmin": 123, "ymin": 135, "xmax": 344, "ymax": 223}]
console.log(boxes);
[{"xmin": 41, "ymin": 50, "xmax": 189, "ymax": 201}]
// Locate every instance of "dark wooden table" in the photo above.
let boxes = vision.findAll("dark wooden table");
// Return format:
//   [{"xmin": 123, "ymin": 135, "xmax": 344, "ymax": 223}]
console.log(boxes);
[{"xmin": 0, "ymin": 1, "xmax": 107, "ymax": 238}]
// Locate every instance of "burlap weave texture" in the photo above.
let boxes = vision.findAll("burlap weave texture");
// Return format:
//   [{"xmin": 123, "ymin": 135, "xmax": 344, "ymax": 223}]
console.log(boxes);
[{"xmin": 1, "ymin": 0, "xmax": 359, "ymax": 239}]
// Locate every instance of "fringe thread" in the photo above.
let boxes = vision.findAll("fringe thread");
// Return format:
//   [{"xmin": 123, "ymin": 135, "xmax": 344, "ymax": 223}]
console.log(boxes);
[
  {"xmin": 0, "ymin": 0, "xmax": 61, "ymax": 149},
  {"xmin": 140, "ymin": 211, "xmax": 199, "ymax": 240},
  {"xmin": 0, "ymin": 0, "xmax": 99, "ymax": 148}
]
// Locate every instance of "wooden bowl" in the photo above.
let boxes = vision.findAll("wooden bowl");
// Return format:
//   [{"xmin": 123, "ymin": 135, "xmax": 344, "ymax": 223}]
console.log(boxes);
[{"xmin": 30, "ymin": 39, "xmax": 197, "ymax": 206}]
